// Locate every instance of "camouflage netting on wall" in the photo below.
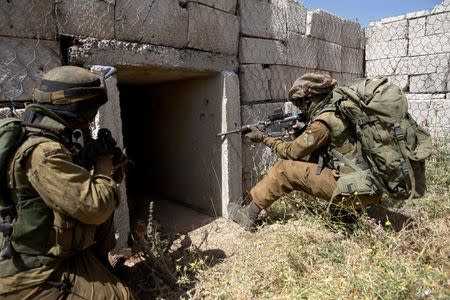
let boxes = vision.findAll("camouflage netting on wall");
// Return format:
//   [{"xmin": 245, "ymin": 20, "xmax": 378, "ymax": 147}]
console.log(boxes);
[{"xmin": 365, "ymin": 0, "xmax": 450, "ymax": 136}]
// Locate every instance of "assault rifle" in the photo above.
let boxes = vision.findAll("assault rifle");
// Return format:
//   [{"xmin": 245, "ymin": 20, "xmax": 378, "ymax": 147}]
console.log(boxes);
[
  {"xmin": 73, "ymin": 128, "xmax": 130, "ymax": 182},
  {"xmin": 217, "ymin": 108, "xmax": 307, "ymax": 138}
]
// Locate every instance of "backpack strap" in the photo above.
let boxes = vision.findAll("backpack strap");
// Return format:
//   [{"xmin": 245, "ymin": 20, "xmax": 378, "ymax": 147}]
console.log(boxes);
[{"xmin": 392, "ymin": 123, "xmax": 417, "ymax": 201}]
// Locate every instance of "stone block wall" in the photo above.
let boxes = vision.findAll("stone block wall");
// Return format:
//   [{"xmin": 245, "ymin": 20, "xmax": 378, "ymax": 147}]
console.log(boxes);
[
  {"xmin": 238, "ymin": 0, "xmax": 365, "ymax": 191},
  {"xmin": 0, "ymin": 0, "xmax": 240, "ymax": 103},
  {"xmin": 365, "ymin": 0, "xmax": 450, "ymax": 135}
]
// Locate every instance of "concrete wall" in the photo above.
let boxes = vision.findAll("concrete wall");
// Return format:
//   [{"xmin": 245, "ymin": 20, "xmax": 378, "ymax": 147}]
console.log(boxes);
[
  {"xmin": 365, "ymin": 0, "xmax": 450, "ymax": 135},
  {"xmin": 118, "ymin": 72, "xmax": 241, "ymax": 217}
]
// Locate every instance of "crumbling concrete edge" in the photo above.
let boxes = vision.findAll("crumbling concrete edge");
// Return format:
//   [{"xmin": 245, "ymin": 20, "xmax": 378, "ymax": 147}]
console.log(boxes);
[
  {"xmin": 220, "ymin": 70, "xmax": 242, "ymax": 216},
  {"xmin": 66, "ymin": 37, "xmax": 239, "ymax": 73}
]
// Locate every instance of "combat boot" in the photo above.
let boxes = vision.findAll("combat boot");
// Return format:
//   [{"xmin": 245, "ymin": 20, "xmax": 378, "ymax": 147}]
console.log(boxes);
[{"xmin": 227, "ymin": 201, "xmax": 262, "ymax": 231}]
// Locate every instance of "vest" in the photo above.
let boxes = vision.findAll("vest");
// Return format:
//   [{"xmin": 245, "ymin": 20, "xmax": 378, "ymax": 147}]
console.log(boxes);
[{"xmin": 0, "ymin": 105, "xmax": 97, "ymax": 277}]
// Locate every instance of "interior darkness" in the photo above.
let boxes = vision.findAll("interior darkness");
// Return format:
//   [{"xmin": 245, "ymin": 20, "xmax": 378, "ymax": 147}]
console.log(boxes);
[{"xmin": 118, "ymin": 75, "xmax": 223, "ymax": 224}]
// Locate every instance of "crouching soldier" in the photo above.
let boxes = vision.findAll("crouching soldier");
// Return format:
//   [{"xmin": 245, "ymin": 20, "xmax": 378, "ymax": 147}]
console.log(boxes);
[
  {"xmin": 0, "ymin": 66, "xmax": 137, "ymax": 299},
  {"xmin": 228, "ymin": 73, "xmax": 398, "ymax": 230}
]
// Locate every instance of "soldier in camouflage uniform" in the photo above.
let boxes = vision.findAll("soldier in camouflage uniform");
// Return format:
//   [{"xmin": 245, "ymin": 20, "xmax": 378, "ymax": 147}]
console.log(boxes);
[
  {"xmin": 0, "ymin": 66, "xmax": 136, "ymax": 299},
  {"xmin": 228, "ymin": 73, "xmax": 383, "ymax": 231}
]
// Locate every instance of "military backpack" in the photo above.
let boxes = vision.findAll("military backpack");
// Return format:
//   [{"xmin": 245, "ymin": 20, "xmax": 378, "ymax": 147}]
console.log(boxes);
[{"xmin": 329, "ymin": 77, "xmax": 432, "ymax": 200}]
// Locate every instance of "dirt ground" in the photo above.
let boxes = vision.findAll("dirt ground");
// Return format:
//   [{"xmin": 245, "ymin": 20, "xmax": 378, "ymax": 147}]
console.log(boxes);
[{"xmin": 111, "ymin": 218, "xmax": 250, "ymax": 299}]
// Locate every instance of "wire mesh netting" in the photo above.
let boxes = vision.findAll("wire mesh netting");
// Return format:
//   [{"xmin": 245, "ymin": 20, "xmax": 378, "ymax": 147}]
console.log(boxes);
[
  {"xmin": 365, "ymin": 1, "xmax": 450, "ymax": 136},
  {"xmin": 0, "ymin": 0, "xmax": 449, "ymax": 136}
]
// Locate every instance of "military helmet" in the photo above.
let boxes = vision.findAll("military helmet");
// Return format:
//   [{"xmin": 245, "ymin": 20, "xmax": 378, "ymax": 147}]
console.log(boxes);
[
  {"xmin": 33, "ymin": 66, "xmax": 107, "ymax": 105},
  {"xmin": 288, "ymin": 73, "xmax": 337, "ymax": 102}
]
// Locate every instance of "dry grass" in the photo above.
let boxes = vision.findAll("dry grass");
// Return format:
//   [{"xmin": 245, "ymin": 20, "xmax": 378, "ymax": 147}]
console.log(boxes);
[{"xmin": 194, "ymin": 140, "xmax": 450, "ymax": 299}]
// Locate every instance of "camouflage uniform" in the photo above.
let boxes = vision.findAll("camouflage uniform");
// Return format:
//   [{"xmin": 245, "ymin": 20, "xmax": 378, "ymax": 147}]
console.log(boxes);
[
  {"xmin": 0, "ymin": 66, "xmax": 136, "ymax": 299},
  {"xmin": 229, "ymin": 73, "xmax": 382, "ymax": 230}
]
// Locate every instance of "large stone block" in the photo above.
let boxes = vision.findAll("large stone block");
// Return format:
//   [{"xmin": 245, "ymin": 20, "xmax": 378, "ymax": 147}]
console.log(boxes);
[
  {"xmin": 387, "ymin": 75, "xmax": 409, "ymax": 90},
  {"xmin": 187, "ymin": 3, "xmax": 239, "ymax": 55},
  {"xmin": 365, "ymin": 39, "xmax": 408, "ymax": 60},
  {"xmin": 365, "ymin": 19, "xmax": 408, "ymax": 43},
  {"xmin": 0, "ymin": 37, "xmax": 61, "ymax": 101},
  {"xmin": 241, "ymin": 102, "xmax": 284, "ymax": 193},
  {"xmin": 341, "ymin": 47, "xmax": 364, "ymax": 74},
  {"xmin": 403, "ymin": 53, "xmax": 450, "ymax": 75},
  {"xmin": 409, "ymin": 72, "xmax": 447, "ymax": 93},
  {"xmin": 287, "ymin": 33, "xmax": 318, "ymax": 69},
  {"xmin": 365, "ymin": 58, "xmax": 403, "ymax": 77},
  {"xmin": 341, "ymin": 19, "xmax": 362, "ymax": 49},
  {"xmin": 431, "ymin": 0, "xmax": 450, "ymax": 14},
  {"xmin": 407, "ymin": 93, "xmax": 449, "ymax": 129},
  {"xmin": 240, "ymin": 0, "xmax": 287, "ymax": 40},
  {"xmin": 409, "ymin": 32, "xmax": 450, "ymax": 55},
  {"xmin": 116, "ymin": 0, "xmax": 188, "ymax": 48},
  {"xmin": 240, "ymin": 37, "xmax": 287, "ymax": 65},
  {"xmin": 184, "ymin": 0, "xmax": 237, "ymax": 13},
  {"xmin": 67, "ymin": 38, "xmax": 238, "ymax": 73},
  {"xmin": 306, "ymin": 10, "xmax": 343, "ymax": 45},
  {"xmin": 317, "ymin": 40, "xmax": 342, "ymax": 72},
  {"xmin": 0, "ymin": 0, "xmax": 55, "ymax": 40},
  {"xmin": 287, "ymin": 0, "xmax": 307, "ymax": 34},
  {"xmin": 219, "ymin": 71, "xmax": 242, "ymax": 215},
  {"xmin": 426, "ymin": 12, "xmax": 450, "ymax": 35},
  {"xmin": 408, "ymin": 17, "xmax": 426, "ymax": 39},
  {"xmin": 55, "ymin": 0, "xmax": 115, "ymax": 40},
  {"xmin": 239, "ymin": 64, "xmax": 271, "ymax": 103},
  {"xmin": 268, "ymin": 65, "xmax": 308, "ymax": 100}
]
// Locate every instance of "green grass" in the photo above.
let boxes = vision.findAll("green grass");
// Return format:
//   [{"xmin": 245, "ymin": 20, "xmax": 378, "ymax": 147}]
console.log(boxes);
[{"xmin": 194, "ymin": 140, "xmax": 450, "ymax": 300}]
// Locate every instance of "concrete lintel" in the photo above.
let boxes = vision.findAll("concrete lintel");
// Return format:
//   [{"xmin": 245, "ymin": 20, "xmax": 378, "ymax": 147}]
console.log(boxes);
[
  {"xmin": 67, "ymin": 37, "xmax": 239, "ymax": 73},
  {"xmin": 220, "ymin": 71, "xmax": 242, "ymax": 215}
]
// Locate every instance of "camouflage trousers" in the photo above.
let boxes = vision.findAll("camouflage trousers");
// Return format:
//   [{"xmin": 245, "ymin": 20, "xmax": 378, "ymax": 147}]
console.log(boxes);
[
  {"xmin": 0, "ymin": 250, "xmax": 137, "ymax": 300},
  {"xmin": 250, "ymin": 160, "xmax": 381, "ymax": 209}
]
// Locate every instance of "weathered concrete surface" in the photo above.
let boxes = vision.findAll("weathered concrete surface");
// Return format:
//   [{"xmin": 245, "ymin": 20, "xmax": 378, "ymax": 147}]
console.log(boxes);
[
  {"xmin": 342, "ymin": 19, "xmax": 362, "ymax": 49},
  {"xmin": 136, "ymin": 76, "xmax": 225, "ymax": 216},
  {"xmin": 409, "ymin": 17, "xmax": 427, "ymax": 39},
  {"xmin": 287, "ymin": 0, "xmax": 307, "ymax": 34},
  {"xmin": 240, "ymin": 38, "xmax": 287, "ymax": 65},
  {"xmin": 55, "ymin": 0, "xmax": 115, "ymax": 40},
  {"xmin": 116, "ymin": 0, "xmax": 188, "ymax": 48},
  {"xmin": 409, "ymin": 33, "xmax": 450, "ymax": 56},
  {"xmin": 341, "ymin": 47, "xmax": 364, "ymax": 74},
  {"xmin": 409, "ymin": 72, "xmax": 447, "ymax": 93},
  {"xmin": 67, "ymin": 38, "xmax": 238, "ymax": 73},
  {"xmin": 240, "ymin": 0, "xmax": 287, "ymax": 40},
  {"xmin": 268, "ymin": 65, "xmax": 307, "ymax": 100},
  {"xmin": 90, "ymin": 72, "xmax": 129, "ymax": 250},
  {"xmin": 0, "ymin": 37, "xmax": 61, "ymax": 101},
  {"xmin": 0, "ymin": 0, "xmax": 55, "ymax": 40},
  {"xmin": 387, "ymin": 75, "xmax": 409, "ymax": 90},
  {"xmin": 185, "ymin": 0, "xmax": 237, "ymax": 13},
  {"xmin": 187, "ymin": 3, "xmax": 239, "ymax": 55},
  {"xmin": 407, "ymin": 93, "xmax": 449, "ymax": 129},
  {"xmin": 431, "ymin": 0, "xmax": 450, "ymax": 14},
  {"xmin": 365, "ymin": 58, "xmax": 403, "ymax": 77},
  {"xmin": 287, "ymin": 33, "xmax": 318, "ymax": 69},
  {"xmin": 365, "ymin": 20, "xmax": 408, "ymax": 43},
  {"xmin": 220, "ymin": 71, "xmax": 242, "ymax": 216},
  {"xmin": 239, "ymin": 64, "xmax": 271, "ymax": 103},
  {"xmin": 241, "ymin": 102, "xmax": 284, "ymax": 193},
  {"xmin": 306, "ymin": 10, "xmax": 343, "ymax": 45},
  {"xmin": 402, "ymin": 53, "xmax": 450, "ymax": 75},
  {"xmin": 317, "ymin": 40, "xmax": 342, "ymax": 72},
  {"xmin": 365, "ymin": 39, "xmax": 408, "ymax": 60}
]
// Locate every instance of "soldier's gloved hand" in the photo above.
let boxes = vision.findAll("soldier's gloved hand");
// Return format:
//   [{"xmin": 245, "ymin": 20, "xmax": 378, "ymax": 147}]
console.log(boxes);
[
  {"xmin": 94, "ymin": 154, "xmax": 114, "ymax": 176},
  {"xmin": 245, "ymin": 126, "xmax": 265, "ymax": 143}
]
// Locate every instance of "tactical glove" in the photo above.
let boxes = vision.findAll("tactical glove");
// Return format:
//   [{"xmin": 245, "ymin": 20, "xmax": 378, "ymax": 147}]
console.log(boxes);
[{"xmin": 245, "ymin": 126, "xmax": 266, "ymax": 143}]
